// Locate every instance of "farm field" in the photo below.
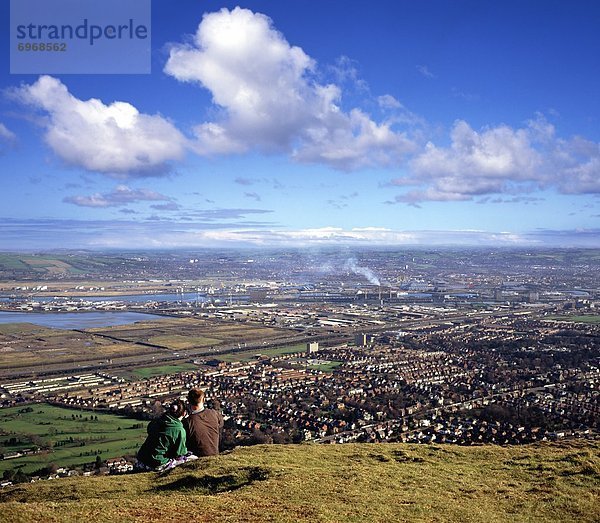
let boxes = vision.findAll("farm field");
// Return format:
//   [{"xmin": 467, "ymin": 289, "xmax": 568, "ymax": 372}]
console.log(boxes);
[
  {"xmin": 0, "ymin": 404, "xmax": 146, "ymax": 474},
  {"xmin": 0, "ymin": 254, "xmax": 77, "ymax": 275},
  {"xmin": 89, "ymin": 317, "xmax": 292, "ymax": 350},
  {"xmin": 147, "ymin": 334, "xmax": 222, "ymax": 349},
  {"xmin": 0, "ymin": 315, "xmax": 306, "ymax": 380},
  {"xmin": 0, "ymin": 253, "xmax": 146, "ymax": 278},
  {"xmin": 0, "ymin": 323, "xmax": 158, "ymax": 373}
]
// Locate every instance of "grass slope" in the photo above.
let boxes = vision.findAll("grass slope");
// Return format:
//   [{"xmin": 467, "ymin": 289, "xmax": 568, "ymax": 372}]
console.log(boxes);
[{"xmin": 1, "ymin": 441, "xmax": 598, "ymax": 523}]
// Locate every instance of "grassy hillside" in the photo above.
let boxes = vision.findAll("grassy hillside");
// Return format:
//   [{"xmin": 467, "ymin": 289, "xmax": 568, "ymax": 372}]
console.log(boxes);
[{"xmin": 1, "ymin": 441, "xmax": 599, "ymax": 523}]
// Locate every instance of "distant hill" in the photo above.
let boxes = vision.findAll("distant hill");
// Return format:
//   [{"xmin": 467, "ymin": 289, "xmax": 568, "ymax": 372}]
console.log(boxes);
[
  {"xmin": 0, "ymin": 252, "xmax": 130, "ymax": 278},
  {"xmin": 1, "ymin": 441, "xmax": 598, "ymax": 522}
]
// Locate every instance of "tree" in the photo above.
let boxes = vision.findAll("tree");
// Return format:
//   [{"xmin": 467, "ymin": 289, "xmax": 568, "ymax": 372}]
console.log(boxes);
[
  {"xmin": 2, "ymin": 469, "xmax": 15, "ymax": 481},
  {"xmin": 13, "ymin": 470, "xmax": 29, "ymax": 484}
]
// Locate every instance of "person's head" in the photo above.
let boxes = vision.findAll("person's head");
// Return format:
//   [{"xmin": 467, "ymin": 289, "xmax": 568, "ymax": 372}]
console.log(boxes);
[
  {"xmin": 167, "ymin": 399, "xmax": 186, "ymax": 419},
  {"xmin": 187, "ymin": 388, "xmax": 205, "ymax": 409}
]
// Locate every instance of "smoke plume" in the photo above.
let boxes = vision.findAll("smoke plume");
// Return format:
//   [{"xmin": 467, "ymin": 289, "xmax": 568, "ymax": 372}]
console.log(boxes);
[{"xmin": 344, "ymin": 258, "xmax": 381, "ymax": 285}]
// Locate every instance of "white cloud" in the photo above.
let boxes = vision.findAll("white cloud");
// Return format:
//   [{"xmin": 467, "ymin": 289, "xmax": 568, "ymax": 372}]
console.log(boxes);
[
  {"xmin": 14, "ymin": 76, "xmax": 187, "ymax": 177},
  {"xmin": 0, "ymin": 123, "xmax": 16, "ymax": 142},
  {"xmin": 180, "ymin": 226, "xmax": 418, "ymax": 245},
  {"xmin": 0, "ymin": 123, "xmax": 16, "ymax": 153},
  {"xmin": 63, "ymin": 185, "xmax": 173, "ymax": 208},
  {"xmin": 392, "ymin": 116, "xmax": 600, "ymax": 202},
  {"xmin": 5, "ymin": 217, "xmax": 600, "ymax": 249},
  {"xmin": 412, "ymin": 120, "xmax": 541, "ymax": 181},
  {"xmin": 85, "ymin": 225, "xmax": 538, "ymax": 248},
  {"xmin": 329, "ymin": 55, "xmax": 369, "ymax": 92},
  {"xmin": 164, "ymin": 7, "xmax": 416, "ymax": 170},
  {"xmin": 377, "ymin": 95, "xmax": 402, "ymax": 110},
  {"xmin": 402, "ymin": 120, "xmax": 542, "ymax": 202},
  {"xmin": 416, "ymin": 65, "xmax": 435, "ymax": 78},
  {"xmin": 550, "ymin": 135, "xmax": 600, "ymax": 194}
]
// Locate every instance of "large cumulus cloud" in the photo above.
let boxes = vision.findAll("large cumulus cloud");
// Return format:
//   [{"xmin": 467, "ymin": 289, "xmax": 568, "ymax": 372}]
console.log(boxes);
[
  {"xmin": 13, "ymin": 76, "xmax": 187, "ymax": 177},
  {"xmin": 164, "ymin": 7, "xmax": 416, "ymax": 170},
  {"xmin": 389, "ymin": 116, "xmax": 600, "ymax": 203}
]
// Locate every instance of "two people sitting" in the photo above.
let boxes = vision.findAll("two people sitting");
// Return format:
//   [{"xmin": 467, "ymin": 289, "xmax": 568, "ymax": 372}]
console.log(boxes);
[{"xmin": 136, "ymin": 388, "xmax": 224, "ymax": 472}]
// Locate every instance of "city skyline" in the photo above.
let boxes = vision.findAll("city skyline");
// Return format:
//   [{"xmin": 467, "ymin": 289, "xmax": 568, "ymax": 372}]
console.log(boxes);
[{"xmin": 1, "ymin": 0, "xmax": 600, "ymax": 249}]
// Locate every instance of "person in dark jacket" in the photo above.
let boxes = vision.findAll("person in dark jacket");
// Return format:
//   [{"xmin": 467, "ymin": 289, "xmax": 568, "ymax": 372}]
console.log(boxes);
[
  {"xmin": 184, "ymin": 388, "xmax": 224, "ymax": 456},
  {"xmin": 137, "ymin": 400, "xmax": 196, "ymax": 471}
]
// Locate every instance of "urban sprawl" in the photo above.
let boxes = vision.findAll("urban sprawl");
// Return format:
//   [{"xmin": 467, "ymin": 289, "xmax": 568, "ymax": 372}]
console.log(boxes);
[{"xmin": 0, "ymin": 249, "xmax": 598, "ymax": 484}]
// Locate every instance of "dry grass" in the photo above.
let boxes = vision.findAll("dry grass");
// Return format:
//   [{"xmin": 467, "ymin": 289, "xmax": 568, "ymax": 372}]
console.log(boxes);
[
  {"xmin": 1, "ymin": 441, "xmax": 598, "ymax": 523},
  {"xmin": 0, "ymin": 326, "xmax": 156, "ymax": 371},
  {"xmin": 146, "ymin": 335, "xmax": 223, "ymax": 350},
  {"xmin": 91, "ymin": 318, "xmax": 290, "ymax": 349}
]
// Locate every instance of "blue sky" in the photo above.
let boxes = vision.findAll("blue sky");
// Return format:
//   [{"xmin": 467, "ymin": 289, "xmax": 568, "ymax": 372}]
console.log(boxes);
[{"xmin": 1, "ymin": 0, "xmax": 599, "ymax": 249}]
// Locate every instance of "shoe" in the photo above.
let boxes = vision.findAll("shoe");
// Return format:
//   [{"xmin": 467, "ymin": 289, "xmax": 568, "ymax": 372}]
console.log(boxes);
[{"xmin": 156, "ymin": 459, "xmax": 177, "ymax": 473}]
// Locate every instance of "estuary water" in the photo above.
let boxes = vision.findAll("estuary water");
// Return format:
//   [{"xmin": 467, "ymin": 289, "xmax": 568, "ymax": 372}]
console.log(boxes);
[
  {"xmin": 39, "ymin": 292, "xmax": 205, "ymax": 303},
  {"xmin": 0, "ymin": 311, "xmax": 163, "ymax": 330},
  {"xmin": 0, "ymin": 292, "xmax": 207, "ymax": 303}
]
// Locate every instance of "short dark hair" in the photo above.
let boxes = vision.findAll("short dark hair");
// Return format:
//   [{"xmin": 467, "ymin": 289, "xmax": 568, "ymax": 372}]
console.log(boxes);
[
  {"xmin": 168, "ymin": 399, "xmax": 186, "ymax": 418},
  {"xmin": 187, "ymin": 388, "xmax": 205, "ymax": 407}
]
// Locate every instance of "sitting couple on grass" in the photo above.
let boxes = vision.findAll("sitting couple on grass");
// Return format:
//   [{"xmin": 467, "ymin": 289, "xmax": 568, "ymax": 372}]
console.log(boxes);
[{"xmin": 136, "ymin": 388, "xmax": 224, "ymax": 473}]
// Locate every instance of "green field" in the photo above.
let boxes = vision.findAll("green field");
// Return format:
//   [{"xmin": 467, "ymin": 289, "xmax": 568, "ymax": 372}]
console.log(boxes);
[
  {"xmin": 129, "ymin": 363, "xmax": 199, "ymax": 379},
  {"xmin": 547, "ymin": 315, "xmax": 600, "ymax": 324},
  {"xmin": 0, "ymin": 253, "xmax": 130, "ymax": 276},
  {"xmin": 566, "ymin": 315, "xmax": 600, "ymax": 324},
  {"xmin": 0, "ymin": 404, "xmax": 146, "ymax": 474},
  {"xmin": 1, "ymin": 441, "xmax": 598, "ymax": 522},
  {"xmin": 0, "ymin": 254, "xmax": 29, "ymax": 271},
  {"xmin": 307, "ymin": 361, "xmax": 343, "ymax": 372},
  {"xmin": 215, "ymin": 343, "xmax": 306, "ymax": 362}
]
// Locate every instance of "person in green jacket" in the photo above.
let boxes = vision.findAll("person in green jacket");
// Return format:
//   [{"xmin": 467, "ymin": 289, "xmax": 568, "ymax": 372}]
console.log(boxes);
[{"xmin": 136, "ymin": 400, "xmax": 196, "ymax": 472}]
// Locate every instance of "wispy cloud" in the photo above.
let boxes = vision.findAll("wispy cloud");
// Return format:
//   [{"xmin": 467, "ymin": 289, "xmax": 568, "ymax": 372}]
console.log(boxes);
[
  {"xmin": 451, "ymin": 87, "xmax": 479, "ymax": 102},
  {"xmin": 63, "ymin": 185, "xmax": 173, "ymax": 208},
  {"xmin": 476, "ymin": 196, "xmax": 545, "ymax": 205},
  {"xmin": 416, "ymin": 65, "xmax": 435, "ymax": 78},
  {"xmin": 0, "ymin": 122, "xmax": 16, "ymax": 153},
  {"xmin": 244, "ymin": 191, "xmax": 262, "ymax": 201},
  {"xmin": 234, "ymin": 177, "xmax": 259, "ymax": 186},
  {"xmin": 328, "ymin": 191, "xmax": 359, "ymax": 209},
  {"xmin": 183, "ymin": 208, "xmax": 273, "ymax": 221},
  {"xmin": 328, "ymin": 55, "xmax": 369, "ymax": 92},
  {"xmin": 2, "ymin": 218, "xmax": 597, "ymax": 249},
  {"xmin": 150, "ymin": 202, "xmax": 182, "ymax": 211},
  {"xmin": 0, "ymin": 122, "xmax": 16, "ymax": 142},
  {"xmin": 377, "ymin": 95, "xmax": 402, "ymax": 110}
]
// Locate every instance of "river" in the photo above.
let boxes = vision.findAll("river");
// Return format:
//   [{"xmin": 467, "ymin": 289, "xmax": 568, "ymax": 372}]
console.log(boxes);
[
  {"xmin": 0, "ymin": 292, "xmax": 206, "ymax": 303},
  {"xmin": 0, "ymin": 311, "xmax": 164, "ymax": 329}
]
